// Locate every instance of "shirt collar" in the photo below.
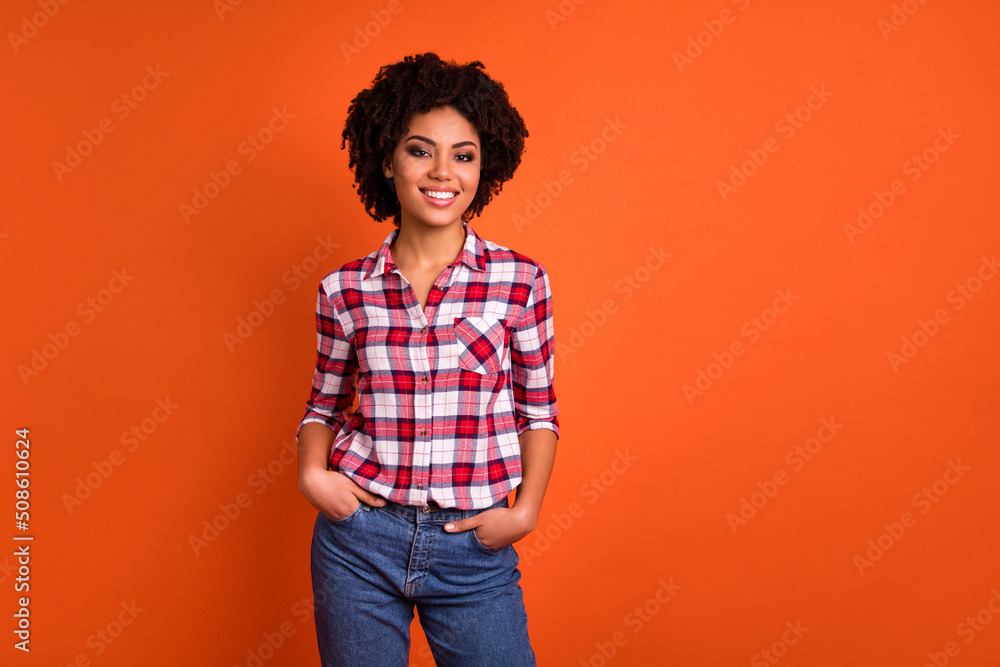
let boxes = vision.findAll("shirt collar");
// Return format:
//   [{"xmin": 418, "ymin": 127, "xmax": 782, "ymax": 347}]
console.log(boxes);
[{"xmin": 364, "ymin": 220, "xmax": 486, "ymax": 280}]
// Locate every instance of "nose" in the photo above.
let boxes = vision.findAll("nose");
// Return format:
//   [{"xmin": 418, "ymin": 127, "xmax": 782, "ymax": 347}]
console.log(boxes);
[{"xmin": 429, "ymin": 154, "xmax": 452, "ymax": 180}]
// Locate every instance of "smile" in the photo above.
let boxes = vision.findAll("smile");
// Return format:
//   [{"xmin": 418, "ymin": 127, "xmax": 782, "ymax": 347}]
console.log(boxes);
[
  {"xmin": 421, "ymin": 189, "xmax": 458, "ymax": 200},
  {"xmin": 419, "ymin": 189, "xmax": 460, "ymax": 207}
]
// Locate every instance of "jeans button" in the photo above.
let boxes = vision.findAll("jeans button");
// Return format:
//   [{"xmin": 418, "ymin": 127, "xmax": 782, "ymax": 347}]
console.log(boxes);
[{"xmin": 422, "ymin": 505, "xmax": 431, "ymax": 514}]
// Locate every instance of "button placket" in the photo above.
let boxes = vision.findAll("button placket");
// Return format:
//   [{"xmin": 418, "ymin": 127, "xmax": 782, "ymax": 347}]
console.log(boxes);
[
  {"xmin": 406, "ymin": 266, "xmax": 455, "ymax": 503},
  {"xmin": 412, "ymin": 312, "xmax": 433, "ymax": 494}
]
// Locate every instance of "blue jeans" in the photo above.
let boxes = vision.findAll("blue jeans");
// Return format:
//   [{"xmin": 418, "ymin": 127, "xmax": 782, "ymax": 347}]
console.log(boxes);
[{"xmin": 309, "ymin": 493, "xmax": 536, "ymax": 667}]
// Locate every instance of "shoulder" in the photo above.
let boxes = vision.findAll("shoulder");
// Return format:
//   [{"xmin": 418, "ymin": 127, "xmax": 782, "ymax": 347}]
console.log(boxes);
[
  {"xmin": 478, "ymin": 234, "xmax": 551, "ymax": 286},
  {"xmin": 317, "ymin": 249, "xmax": 379, "ymax": 297}
]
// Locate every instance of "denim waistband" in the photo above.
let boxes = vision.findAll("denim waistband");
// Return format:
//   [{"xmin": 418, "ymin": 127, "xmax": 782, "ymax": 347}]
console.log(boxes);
[{"xmin": 375, "ymin": 494, "xmax": 509, "ymax": 522}]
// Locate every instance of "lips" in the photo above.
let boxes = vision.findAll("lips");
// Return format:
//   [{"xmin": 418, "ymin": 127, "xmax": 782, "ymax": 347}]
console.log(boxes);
[
  {"xmin": 420, "ymin": 188, "xmax": 458, "ymax": 200},
  {"xmin": 420, "ymin": 188, "xmax": 459, "ymax": 205}
]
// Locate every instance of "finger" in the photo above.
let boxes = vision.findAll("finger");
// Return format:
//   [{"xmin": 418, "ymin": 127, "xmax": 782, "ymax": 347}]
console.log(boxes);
[
  {"xmin": 346, "ymin": 478, "xmax": 386, "ymax": 506},
  {"xmin": 447, "ymin": 507, "xmax": 500, "ymax": 532},
  {"xmin": 445, "ymin": 518, "xmax": 475, "ymax": 532},
  {"xmin": 362, "ymin": 491, "xmax": 386, "ymax": 506}
]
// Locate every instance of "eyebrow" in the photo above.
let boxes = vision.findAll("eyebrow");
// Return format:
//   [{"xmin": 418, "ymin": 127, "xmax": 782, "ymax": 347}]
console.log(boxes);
[{"xmin": 405, "ymin": 135, "xmax": 479, "ymax": 150}]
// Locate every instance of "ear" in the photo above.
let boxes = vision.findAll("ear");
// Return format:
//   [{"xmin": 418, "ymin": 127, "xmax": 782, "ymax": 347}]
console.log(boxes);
[{"xmin": 382, "ymin": 156, "xmax": 393, "ymax": 179}]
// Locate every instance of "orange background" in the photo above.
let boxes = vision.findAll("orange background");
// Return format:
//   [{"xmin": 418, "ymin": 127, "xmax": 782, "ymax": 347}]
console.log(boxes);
[{"xmin": 3, "ymin": 0, "xmax": 999, "ymax": 665}]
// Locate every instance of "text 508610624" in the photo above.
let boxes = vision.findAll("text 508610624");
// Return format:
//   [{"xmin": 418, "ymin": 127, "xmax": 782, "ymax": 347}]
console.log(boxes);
[{"xmin": 14, "ymin": 427, "xmax": 32, "ymax": 652}]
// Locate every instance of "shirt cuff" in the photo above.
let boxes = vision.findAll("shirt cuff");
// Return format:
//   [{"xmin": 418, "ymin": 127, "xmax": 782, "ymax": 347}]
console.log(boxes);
[
  {"xmin": 294, "ymin": 415, "xmax": 344, "ymax": 442},
  {"xmin": 516, "ymin": 419, "xmax": 560, "ymax": 440}
]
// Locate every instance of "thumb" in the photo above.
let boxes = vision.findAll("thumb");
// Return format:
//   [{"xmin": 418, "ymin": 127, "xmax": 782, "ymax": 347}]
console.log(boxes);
[
  {"xmin": 363, "ymin": 492, "xmax": 387, "ymax": 506},
  {"xmin": 444, "ymin": 518, "xmax": 473, "ymax": 532}
]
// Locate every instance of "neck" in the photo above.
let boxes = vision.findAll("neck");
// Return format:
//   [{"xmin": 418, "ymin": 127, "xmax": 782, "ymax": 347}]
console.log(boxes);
[{"xmin": 391, "ymin": 219, "xmax": 467, "ymax": 269}]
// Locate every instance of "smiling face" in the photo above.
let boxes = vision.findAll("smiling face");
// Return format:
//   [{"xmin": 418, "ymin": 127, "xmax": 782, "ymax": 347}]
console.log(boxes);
[{"xmin": 382, "ymin": 105, "xmax": 481, "ymax": 230}]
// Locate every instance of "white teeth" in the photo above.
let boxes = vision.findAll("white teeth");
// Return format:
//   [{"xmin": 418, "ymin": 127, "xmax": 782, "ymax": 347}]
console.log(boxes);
[{"xmin": 423, "ymin": 190, "xmax": 456, "ymax": 199}]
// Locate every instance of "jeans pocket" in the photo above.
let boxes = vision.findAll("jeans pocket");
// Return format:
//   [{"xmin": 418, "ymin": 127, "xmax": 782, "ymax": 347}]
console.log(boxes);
[
  {"xmin": 454, "ymin": 316, "xmax": 507, "ymax": 375},
  {"xmin": 470, "ymin": 527, "xmax": 507, "ymax": 555},
  {"xmin": 325, "ymin": 500, "xmax": 366, "ymax": 525}
]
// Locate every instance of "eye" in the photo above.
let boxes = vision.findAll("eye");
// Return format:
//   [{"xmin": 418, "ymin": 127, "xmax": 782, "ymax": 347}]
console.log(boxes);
[
  {"xmin": 456, "ymin": 153, "xmax": 475, "ymax": 162},
  {"xmin": 409, "ymin": 148, "xmax": 429, "ymax": 157}
]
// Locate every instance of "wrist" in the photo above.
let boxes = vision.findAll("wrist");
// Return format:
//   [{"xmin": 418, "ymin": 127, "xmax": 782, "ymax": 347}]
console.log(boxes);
[
  {"xmin": 298, "ymin": 464, "xmax": 328, "ymax": 493},
  {"xmin": 511, "ymin": 501, "xmax": 539, "ymax": 531}
]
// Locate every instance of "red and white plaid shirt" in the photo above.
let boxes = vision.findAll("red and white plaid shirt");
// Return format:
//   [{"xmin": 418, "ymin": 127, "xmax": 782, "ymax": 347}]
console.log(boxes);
[{"xmin": 295, "ymin": 221, "xmax": 560, "ymax": 509}]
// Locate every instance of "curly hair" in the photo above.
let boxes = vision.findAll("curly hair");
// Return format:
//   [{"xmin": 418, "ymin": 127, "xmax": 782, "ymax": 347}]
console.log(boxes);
[{"xmin": 341, "ymin": 52, "xmax": 529, "ymax": 226}]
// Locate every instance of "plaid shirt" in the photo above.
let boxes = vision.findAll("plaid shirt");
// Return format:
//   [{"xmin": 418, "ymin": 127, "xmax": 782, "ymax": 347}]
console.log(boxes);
[{"xmin": 295, "ymin": 221, "xmax": 560, "ymax": 509}]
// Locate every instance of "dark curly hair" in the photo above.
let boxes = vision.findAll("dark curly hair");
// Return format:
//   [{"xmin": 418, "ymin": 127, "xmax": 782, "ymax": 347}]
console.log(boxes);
[{"xmin": 341, "ymin": 52, "xmax": 529, "ymax": 226}]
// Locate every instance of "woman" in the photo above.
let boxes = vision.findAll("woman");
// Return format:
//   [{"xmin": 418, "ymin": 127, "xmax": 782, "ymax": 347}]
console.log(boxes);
[{"xmin": 295, "ymin": 52, "xmax": 560, "ymax": 666}]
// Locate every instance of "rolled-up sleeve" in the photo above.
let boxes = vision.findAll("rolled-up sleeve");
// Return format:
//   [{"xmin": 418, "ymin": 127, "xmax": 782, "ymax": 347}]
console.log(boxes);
[
  {"xmin": 295, "ymin": 279, "xmax": 357, "ymax": 442},
  {"xmin": 510, "ymin": 264, "xmax": 560, "ymax": 439}
]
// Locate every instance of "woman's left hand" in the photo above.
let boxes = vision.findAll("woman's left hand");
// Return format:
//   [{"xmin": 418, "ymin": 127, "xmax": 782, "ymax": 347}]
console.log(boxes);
[{"xmin": 444, "ymin": 505, "xmax": 537, "ymax": 550}]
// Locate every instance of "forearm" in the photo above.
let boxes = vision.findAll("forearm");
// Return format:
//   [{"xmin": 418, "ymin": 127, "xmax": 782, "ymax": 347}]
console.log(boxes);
[
  {"xmin": 511, "ymin": 427, "xmax": 558, "ymax": 528},
  {"xmin": 297, "ymin": 422, "xmax": 336, "ymax": 488}
]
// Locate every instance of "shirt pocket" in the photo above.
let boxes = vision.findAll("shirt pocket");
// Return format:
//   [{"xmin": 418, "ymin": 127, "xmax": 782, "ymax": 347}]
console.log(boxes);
[{"xmin": 453, "ymin": 316, "xmax": 508, "ymax": 375}]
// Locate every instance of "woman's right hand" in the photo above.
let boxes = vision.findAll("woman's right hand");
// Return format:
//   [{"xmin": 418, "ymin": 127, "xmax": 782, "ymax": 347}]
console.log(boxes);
[{"xmin": 298, "ymin": 466, "xmax": 386, "ymax": 520}]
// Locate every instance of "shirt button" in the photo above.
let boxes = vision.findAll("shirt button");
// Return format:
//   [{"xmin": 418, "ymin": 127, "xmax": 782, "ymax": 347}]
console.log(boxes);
[
  {"xmin": 421, "ymin": 377, "xmax": 427, "ymax": 383},
  {"xmin": 417, "ymin": 483, "xmax": 423, "ymax": 490},
  {"xmin": 420, "ymin": 429, "xmax": 426, "ymax": 435}
]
